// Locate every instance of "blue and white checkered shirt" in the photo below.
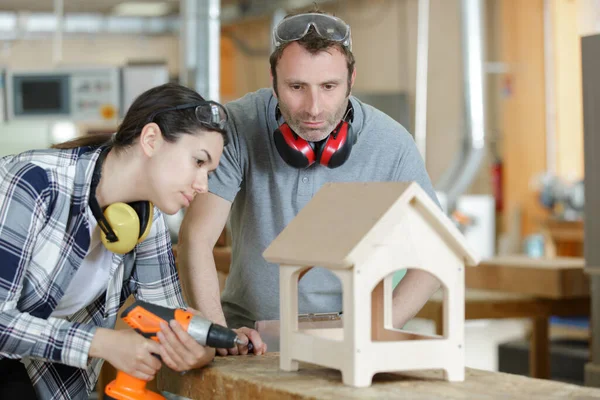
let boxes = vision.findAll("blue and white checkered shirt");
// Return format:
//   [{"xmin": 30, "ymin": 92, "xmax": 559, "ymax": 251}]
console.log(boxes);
[{"xmin": 0, "ymin": 146, "xmax": 186, "ymax": 399}]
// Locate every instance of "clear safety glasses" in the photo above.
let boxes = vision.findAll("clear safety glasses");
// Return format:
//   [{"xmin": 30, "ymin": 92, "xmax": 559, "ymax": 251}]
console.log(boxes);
[
  {"xmin": 148, "ymin": 101, "xmax": 228, "ymax": 131},
  {"xmin": 272, "ymin": 13, "xmax": 352, "ymax": 50}
]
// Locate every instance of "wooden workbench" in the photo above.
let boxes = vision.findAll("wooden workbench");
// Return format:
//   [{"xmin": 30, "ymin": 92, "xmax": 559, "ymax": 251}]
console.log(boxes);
[
  {"xmin": 417, "ymin": 288, "xmax": 589, "ymax": 379},
  {"xmin": 542, "ymin": 218, "xmax": 584, "ymax": 257},
  {"xmin": 156, "ymin": 353, "xmax": 600, "ymax": 399},
  {"xmin": 466, "ymin": 255, "xmax": 588, "ymax": 298},
  {"xmin": 443, "ymin": 255, "xmax": 589, "ymax": 380}
]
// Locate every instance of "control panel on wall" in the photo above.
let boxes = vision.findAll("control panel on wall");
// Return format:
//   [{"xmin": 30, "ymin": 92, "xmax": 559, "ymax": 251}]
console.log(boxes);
[{"xmin": 6, "ymin": 67, "xmax": 121, "ymax": 123}]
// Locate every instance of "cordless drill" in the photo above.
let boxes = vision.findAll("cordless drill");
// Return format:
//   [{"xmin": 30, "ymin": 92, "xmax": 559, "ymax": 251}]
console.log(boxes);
[{"xmin": 104, "ymin": 300, "xmax": 243, "ymax": 400}]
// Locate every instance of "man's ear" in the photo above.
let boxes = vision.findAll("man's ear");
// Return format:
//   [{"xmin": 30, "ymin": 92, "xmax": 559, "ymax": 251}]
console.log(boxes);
[
  {"xmin": 139, "ymin": 122, "xmax": 162, "ymax": 157},
  {"xmin": 349, "ymin": 68, "xmax": 357, "ymax": 94},
  {"xmin": 270, "ymin": 68, "xmax": 277, "ymax": 98}
]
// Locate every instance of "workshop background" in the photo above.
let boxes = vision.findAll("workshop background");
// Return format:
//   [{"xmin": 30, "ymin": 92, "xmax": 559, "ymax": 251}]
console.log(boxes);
[{"xmin": 0, "ymin": 0, "xmax": 597, "ymax": 397}]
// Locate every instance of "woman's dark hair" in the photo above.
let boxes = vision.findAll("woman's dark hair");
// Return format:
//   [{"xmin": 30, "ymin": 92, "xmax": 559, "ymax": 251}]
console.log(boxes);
[{"xmin": 52, "ymin": 82, "xmax": 228, "ymax": 149}]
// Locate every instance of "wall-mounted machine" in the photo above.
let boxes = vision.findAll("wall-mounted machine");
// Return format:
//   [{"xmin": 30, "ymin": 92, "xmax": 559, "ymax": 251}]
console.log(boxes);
[{"xmin": 5, "ymin": 67, "xmax": 120, "ymax": 124}]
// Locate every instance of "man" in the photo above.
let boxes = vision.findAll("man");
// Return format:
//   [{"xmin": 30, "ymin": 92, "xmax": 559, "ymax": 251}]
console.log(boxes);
[{"xmin": 178, "ymin": 11, "xmax": 441, "ymax": 356}]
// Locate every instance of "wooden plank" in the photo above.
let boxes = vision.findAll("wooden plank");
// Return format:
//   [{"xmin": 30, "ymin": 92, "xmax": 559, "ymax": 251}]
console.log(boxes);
[
  {"xmin": 466, "ymin": 256, "xmax": 588, "ymax": 298},
  {"xmin": 544, "ymin": 218, "xmax": 584, "ymax": 242},
  {"xmin": 156, "ymin": 353, "xmax": 600, "ymax": 399},
  {"xmin": 480, "ymin": 255, "xmax": 585, "ymax": 269},
  {"xmin": 551, "ymin": 0, "xmax": 584, "ymax": 180},
  {"xmin": 418, "ymin": 289, "xmax": 589, "ymax": 321},
  {"xmin": 530, "ymin": 318, "xmax": 550, "ymax": 379},
  {"xmin": 220, "ymin": 36, "xmax": 236, "ymax": 99},
  {"xmin": 542, "ymin": 218, "xmax": 584, "ymax": 257},
  {"xmin": 500, "ymin": 0, "xmax": 547, "ymax": 236}
]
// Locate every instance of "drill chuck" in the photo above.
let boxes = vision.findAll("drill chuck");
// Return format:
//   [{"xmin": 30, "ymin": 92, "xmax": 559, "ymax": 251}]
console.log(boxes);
[
  {"xmin": 206, "ymin": 323, "xmax": 240, "ymax": 348},
  {"xmin": 187, "ymin": 316, "xmax": 239, "ymax": 349}
]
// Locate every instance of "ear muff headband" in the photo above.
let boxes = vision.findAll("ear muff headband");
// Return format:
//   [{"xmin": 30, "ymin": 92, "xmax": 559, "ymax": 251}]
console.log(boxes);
[
  {"xmin": 129, "ymin": 200, "xmax": 154, "ymax": 242},
  {"xmin": 89, "ymin": 147, "xmax": 154, "ymax": 254}
]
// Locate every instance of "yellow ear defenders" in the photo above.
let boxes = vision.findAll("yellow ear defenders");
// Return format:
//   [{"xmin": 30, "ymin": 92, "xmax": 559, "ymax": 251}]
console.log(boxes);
[{"xmin": 89, "ymin": 147, "xmax": 154, "ymax": 255}]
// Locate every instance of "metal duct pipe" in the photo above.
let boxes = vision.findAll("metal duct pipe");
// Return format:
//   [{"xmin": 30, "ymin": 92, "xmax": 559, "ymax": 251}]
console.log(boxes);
[
  {"xmin": 435, "ymin": 0, "xmax": 487, "ymax": 212},
  {"xmin": 414, "ymin": 0, "xmax": 430, "ymax": 163},
  {"xmin": 180, "ymin": 0, "xmax": 221, "ymax": 100},
  {"xmin": 169, "ymin": 0, "xmax": 221, "ymax": 243},
  {"xmin": 53, "ymin": 0, "xmax": 63, "ymax": 65},
  {"xmin": 270, "ymin": 8, "xmax": 287, "ymax": 53},
  {"xmin": 0, "ymin": 1, "xmax": 336, "ymax": 39}
]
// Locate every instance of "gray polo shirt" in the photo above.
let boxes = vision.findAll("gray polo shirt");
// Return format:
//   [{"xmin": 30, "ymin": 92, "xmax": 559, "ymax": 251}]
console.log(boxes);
[{"xmin": 208, "ymin": 88, "xmax": 438, "ymax": 328}]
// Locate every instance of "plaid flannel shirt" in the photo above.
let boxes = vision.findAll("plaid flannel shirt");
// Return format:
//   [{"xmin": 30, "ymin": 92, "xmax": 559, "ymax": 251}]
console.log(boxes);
[{"xmin": 0, "ymin": 146, "xmax": 186, "ymax": 399}]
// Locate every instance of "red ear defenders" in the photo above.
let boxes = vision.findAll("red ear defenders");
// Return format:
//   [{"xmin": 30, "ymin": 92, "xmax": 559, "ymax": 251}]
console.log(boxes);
[
  {"xmin": 273, "ymin": 104, "xmax": 355, "ymax": 169},
  {"xmin": 89, "ymin": 147, "xmax": 154, "ymax": 254}
]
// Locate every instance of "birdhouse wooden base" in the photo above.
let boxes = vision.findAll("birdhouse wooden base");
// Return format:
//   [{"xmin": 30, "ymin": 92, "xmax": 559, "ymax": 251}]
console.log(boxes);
[{"xmin": 279, "ymin": 261, "xmax": 465, "ymax": 387}]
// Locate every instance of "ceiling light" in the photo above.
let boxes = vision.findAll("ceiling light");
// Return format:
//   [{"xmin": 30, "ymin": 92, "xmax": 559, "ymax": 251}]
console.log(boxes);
[{"xmin": 113, "ymin": 2, "xmax": 172, "ymax": 17}]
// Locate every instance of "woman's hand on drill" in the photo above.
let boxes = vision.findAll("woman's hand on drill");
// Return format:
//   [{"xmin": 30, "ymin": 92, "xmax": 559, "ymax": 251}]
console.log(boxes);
[
  {"xmin": 157, "ymin": 320, "xmax": 215, "ymax": 371},
  {"xmin": 89, "ymin": 328, "xmax": 162, "ymax": 381}
]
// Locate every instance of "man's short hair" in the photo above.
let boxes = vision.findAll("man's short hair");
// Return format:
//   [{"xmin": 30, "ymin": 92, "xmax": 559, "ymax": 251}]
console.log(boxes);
[{"xmin": 269, "ymin": 10, "xmax": 356, "ymax": 97}]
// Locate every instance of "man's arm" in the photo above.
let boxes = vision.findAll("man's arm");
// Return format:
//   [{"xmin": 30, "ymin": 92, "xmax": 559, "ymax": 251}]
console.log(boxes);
[
  {"xmin": 391, "ymin": 269, "xmax": 441, "ymax": 329},
  {"xmin": 388, "ymin": 124, "xmax": 443, "ymax": 328},
  {"xmin": 178, "ymin": 192, "xmax": 231, "ymax": 327},
  {"xmin": 178, "ymin": 193, "xmax": 267, "ymax": 356}
]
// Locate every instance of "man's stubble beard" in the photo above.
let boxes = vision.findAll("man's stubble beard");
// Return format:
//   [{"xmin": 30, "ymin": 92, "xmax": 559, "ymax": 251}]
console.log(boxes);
[{"xmin": 279, "ymin": 98, "xmax": 349, "ymax": 142}]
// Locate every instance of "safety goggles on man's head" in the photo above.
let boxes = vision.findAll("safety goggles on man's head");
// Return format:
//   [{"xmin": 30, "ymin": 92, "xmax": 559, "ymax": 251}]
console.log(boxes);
[
  {"xmin": 272, "ymin": 13, "xmax": 352, "ymax": 50},
  {"xmin": 148, "ymin": 101, "xmax": 228, "ymax": 131}
]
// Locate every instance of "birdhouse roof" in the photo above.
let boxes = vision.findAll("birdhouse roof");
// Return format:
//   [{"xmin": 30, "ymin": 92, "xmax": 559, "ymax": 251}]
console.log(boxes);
[{"xmin": 262, "ymin": 182, "xmax": 479, "ymax": 268}]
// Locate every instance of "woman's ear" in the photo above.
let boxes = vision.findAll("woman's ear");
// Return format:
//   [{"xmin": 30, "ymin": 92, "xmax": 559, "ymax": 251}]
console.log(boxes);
[{"xmin": 139, "ymin": 122, "xmax": 162, "ymax": 157}]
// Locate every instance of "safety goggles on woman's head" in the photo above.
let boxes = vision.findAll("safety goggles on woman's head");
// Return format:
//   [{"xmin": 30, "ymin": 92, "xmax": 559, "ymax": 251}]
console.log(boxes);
[
  {"xmin": 148, "ymin": 101, "xmax": 228, "ymax": 131},
  {"xmin": 272, "ymin": 13, "xmax": 352, "ymax": 50}
]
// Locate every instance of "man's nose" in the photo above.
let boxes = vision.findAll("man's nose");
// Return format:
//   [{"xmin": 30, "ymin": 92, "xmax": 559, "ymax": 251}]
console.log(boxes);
[{"xmin": 305, "ymin": 89, "xmax": 321, "ymax": 117}]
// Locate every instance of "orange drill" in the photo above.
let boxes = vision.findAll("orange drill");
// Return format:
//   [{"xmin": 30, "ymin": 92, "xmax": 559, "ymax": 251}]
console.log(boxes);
[{"xmin": 104, "ymin": 300, "xmax": 243, "ymax": 400}]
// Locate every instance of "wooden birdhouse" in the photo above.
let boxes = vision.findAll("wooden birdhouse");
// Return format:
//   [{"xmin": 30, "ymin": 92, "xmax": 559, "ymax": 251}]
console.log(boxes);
[{"xmin": 263, "ymin": 182, "xmax": 480, "ymax": 387}]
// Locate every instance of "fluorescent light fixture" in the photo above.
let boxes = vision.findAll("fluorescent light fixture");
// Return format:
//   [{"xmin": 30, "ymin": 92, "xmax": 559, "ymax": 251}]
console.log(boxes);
[{"xmin": 113, "ymin": 2, "xmax": 172, "ymax": 17}]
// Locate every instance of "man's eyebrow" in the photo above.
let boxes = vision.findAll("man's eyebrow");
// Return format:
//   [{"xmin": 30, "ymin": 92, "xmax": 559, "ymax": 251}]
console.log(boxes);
[
  {"xmin": 283, "ymin": 79, "xmax": 307, "ymax": 85},
  {"xmin": 283, "ymin": 78, "xmax": 343, "ymax": 85},
  {"xmin": 321, "ymin": 79, "xmax": 343, "ymax": 85}
]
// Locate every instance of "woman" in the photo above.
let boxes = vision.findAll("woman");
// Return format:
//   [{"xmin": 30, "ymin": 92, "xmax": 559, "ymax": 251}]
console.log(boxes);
[{"xmin": 0, "ymin": 82, "xmax": 228, "ymax": 399}]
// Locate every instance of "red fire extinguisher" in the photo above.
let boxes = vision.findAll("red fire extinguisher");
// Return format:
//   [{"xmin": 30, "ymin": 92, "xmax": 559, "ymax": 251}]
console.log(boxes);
[
  {"xmin": 491, "ymin": 139, "xmax": 503, "ymax": 212},
  {"xmin": 491, "ymin": 160, "xmax": 503, "ymax": 212}
]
